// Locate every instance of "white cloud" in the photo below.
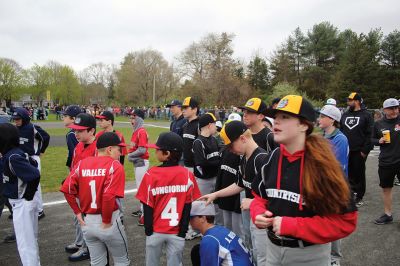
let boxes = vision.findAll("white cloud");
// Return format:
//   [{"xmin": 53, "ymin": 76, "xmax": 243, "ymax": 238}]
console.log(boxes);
[{"xmin": 0, "ymin": 0, "xmax": 399, "ymax": 70}]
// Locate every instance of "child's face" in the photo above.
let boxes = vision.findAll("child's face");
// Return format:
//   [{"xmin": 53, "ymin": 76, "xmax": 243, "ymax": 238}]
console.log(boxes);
[
  {"xmin": 63, "ymin": 115, "xmax": 74, "ymax": 127},
  {"xmin": 155, "ymin": 149, "xmax": 169, "ymax": 162},
  {"xmin": 75, "ymin": 129, "xmax": 94, "ymax": 143},
  {"xmin": 318, "ymin": 114, "xmax": 334, "ymax": 130},
  {"xmin": 98, "ymin": 118, "xmax": 112, "ymax": 129}
]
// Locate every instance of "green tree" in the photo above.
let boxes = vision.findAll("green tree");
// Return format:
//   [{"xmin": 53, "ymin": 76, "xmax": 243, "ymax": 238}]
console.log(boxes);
[
  {"xmin": 287, "ymin": 27, "xmax": 307, "ymax": 86},
  {"xmin": 247, "ymin": 55, "xmax": 270, "ymax": 94},
  {"xmin": 0, "ymin": 58, "xmax": 24, "ymax": 107}
]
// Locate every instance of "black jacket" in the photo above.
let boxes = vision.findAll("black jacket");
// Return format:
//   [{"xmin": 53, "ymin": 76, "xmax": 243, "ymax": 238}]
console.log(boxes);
[
  {"xmin": 372, "ymin": 115, "xmax": 400, "ymax": 166},
  {"xmin": 193, "ymin": 135, "xmax": 220, "ymax": 179},
  {"xmin": 170, "ymin": 114, "xmax": 186, "ymax": 138},
  {"xmin": 182, "ymin": 118, "xmax": 199, "ymax": 167},
  {"xmin": 340, "ymin": 109, "xmax": 373, "ymax": 154},
  {"xmin": 215, "ymin": 148, "xmax": 241, "ymax": 213}
]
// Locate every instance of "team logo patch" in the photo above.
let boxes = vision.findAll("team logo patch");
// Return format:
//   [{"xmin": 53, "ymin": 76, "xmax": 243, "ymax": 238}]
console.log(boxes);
[
  {"xmin": 75, "ymin": 117, "xmax": 81, "ymax": 124},
  {"xmin": 246, "ymin": 100, "xmax": 254, "ymax": 107},
  {"xmin": 345, "ymin": 117, "xmax": 360, "ymax": 130},
  {"xmin": 277, "ymin": 99, "xmax": 289, "ymax": 109},
  {"xmin": 395, "ymin": 124, "xmax": 400, "ymax": 131}
]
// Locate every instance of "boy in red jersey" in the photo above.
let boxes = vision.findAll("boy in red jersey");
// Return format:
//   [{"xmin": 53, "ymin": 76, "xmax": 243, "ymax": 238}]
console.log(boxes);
[
  {"xmin": 65, "ymin": 113, "xmax": 97, "ymax": 261},
  {"xmin": 127, "ymin": 109, "xmax": 149, "ymax": 220},
  {"xmin": 95, "ymin": 110, "xmax": 127, "ymax": 165},
  {"xmin": 136, "ymin": 132, "xmax": 201, "ymax": 266},
  {"xmin": 61, "ymin": 132, "xmax": 130, "ymax": 266}
]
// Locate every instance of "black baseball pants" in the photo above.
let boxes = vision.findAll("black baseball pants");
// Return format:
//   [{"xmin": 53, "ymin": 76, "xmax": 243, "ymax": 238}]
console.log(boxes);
[{"xmin": 348, "ymin": 150, "xmax": 367, "ymax": 200}]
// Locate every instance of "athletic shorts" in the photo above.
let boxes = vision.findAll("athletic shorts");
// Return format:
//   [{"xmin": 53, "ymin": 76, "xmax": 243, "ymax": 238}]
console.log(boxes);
[{"xmin": 379, "ymin": 164, "xmax": 400, "ymax": 188}]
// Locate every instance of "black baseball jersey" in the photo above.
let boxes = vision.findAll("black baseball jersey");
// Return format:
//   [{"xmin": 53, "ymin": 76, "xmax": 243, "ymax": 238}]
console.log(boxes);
[
  {"xmin": 340, "ymin": 108, "xmax": 373, "ymax": 154},
  {"xmin": 237, "ymin": 147, "xmax": 268, "ymax": 198},
  {"xmin": 252, "ymin": 127, "xmax": 276, "ymax": 154},
  {"xmin": 193, "ymin": 135, "xmax": 220, "ymax": 179},
  {"xmin": 215, "ymin": 148, "xmax": 241, "ymax": 213},
  {"xmin": 182, "ymin": 118, "xmax": 199, "ymax": 167}
]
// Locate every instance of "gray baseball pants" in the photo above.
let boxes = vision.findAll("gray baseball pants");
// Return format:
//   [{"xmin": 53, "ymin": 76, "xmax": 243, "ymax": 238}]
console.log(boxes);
[
  {"xmin": 266, "ymin": 236, "xmax": 331, "ymax": 266},
  {"xmin": 145, "ymin": 232, "xmax": 185, "ymax": 266},
  {"xmin": 82, "ymin": 210, "xmax": 130, "ymax": 266}
]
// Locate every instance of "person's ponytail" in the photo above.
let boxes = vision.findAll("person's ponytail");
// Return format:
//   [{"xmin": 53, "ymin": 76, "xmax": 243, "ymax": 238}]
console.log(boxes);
[{"xmin": 302, "ymin": 121, "xmax": 351, "ymax": 215}]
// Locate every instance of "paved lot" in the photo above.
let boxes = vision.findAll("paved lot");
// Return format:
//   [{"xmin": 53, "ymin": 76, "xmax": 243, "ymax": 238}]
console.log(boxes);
[{"xmin": 1, "ymin": 148, "xmax": 400, "ymax": 265}]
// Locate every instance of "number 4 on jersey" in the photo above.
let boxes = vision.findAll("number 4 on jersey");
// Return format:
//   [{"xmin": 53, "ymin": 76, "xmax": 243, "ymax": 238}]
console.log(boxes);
[{"xmin": 161, "ymin": 197, "xmax": 179, "ymax": 226}]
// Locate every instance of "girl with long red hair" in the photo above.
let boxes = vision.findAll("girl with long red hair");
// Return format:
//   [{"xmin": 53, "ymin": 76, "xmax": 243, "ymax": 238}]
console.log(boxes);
[{"xmin": 250, "ymin": 95, "xmax": 357, "ymax": 266}]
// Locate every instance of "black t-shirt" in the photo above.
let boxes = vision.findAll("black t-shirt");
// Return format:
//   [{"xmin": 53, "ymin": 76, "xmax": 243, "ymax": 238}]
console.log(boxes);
[
  {"xmin": 252, "ymin": 127, "xmax": 276, "ymax": 154},
  {"xmin": 193, "ymin": 135, "xmax": 221, "ymax": 179},
  {"xmin": 182, "ymin": 118, "xmax": 199, "ymax": 167},
  {"xmin": 215, "ymin": 148, "xmax": 241, "ymax": 213},
  {"xmin": 237, "ymin": 147, "xmax": 268, "ymax": 198}
]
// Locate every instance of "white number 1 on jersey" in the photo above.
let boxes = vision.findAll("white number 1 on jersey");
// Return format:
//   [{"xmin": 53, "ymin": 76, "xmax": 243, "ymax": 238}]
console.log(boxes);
[
  {"xmin": 161, "ymin": 197, "xmax": 179, "ymax": 226},
  {"xmin": 89, "ymin": 180, "xmax": 97, "ymax": 209}
]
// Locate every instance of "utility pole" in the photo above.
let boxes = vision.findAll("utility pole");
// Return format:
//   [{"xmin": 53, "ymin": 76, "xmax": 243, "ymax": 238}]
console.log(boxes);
[{"xmin": 153, "ymin": 75, "xmax": 156, "ymax": 105}]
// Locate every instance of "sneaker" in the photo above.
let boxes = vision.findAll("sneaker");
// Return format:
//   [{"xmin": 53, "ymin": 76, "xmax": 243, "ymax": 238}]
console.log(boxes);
[
  {"xmin": 65, "ymin": 243, "xmax": 82, "ymax": 254},
  {"xmin": 68, "ymin": 247, "xmax": 90, "ymax": 262},
  {"xmin": 3, "ymin": 234, "xmax": 16, "ymax": 243},
  {"xmin": 355, "ymin": 199, "xmax": 364, "ymax": 208},
  {"xmin": 331, "ymin": 260, "xmax": 341, "ymax": 266},
  {"xmin": 394, "ymin": 178, "xmax": 400, "ymax": 186},
  {"xmin": 185, "ymin": 231, "xmax": 202, "ymax": 240},
  {"xmin": 374, "ymin": 214, "xmax": 393, "ymax": 225},
  {"xmin": 8, "ymin": 214, "xmax": 13, "ymax": 220},
  {"xmin": 131, "ymin": 210, "xmax": 143, "ymax": 217},
  {"xmin": 137, "ymin": 215, "xmax": 144, "ymax": 226},
  {"xmin": 38, "ymin": 211, "xmax": 45, "ymax": 220}
]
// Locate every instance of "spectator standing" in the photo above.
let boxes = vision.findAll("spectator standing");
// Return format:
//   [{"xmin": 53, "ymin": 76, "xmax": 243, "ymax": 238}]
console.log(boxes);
[
  {"xmin": 372, "ymin": 98, "xmax": 400, "ymax": 225},
  {"xmin": 340, "ymin": 92, "xmax": 373, "ymax": 207}
]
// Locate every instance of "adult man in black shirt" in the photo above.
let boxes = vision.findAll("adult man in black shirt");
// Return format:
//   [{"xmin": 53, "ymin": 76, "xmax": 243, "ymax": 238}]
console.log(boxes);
[
  {"xmin": 240, "ymin": 97, "xmax": 275, "ymax": 153},
  {"xmin": 167, "ymin": 100, "xmax": 186, "ymax": 138},
  {"xmin": 340, "ymin": 92, "xmax": 373, "ymax": 207}
]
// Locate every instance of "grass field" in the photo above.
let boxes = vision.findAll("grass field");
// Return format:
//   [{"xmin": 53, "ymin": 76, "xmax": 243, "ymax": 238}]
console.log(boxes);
[{"xmin": 40, "ymin": 126, "xmax": 168, "ymax": 192}]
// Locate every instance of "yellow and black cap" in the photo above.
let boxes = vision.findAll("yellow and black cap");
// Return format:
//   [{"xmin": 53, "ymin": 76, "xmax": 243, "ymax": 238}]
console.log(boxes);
[
  {"xmin": 198, "ymin": 113, "xmax": 217, "ymax": 128},
  {"xmin": 182, "ymin": 97, "xmax": 199, "ymax": 108},
  {"xmin": 239, "ymin": 98, "xmax": 267, "ymax": 114},
  {"xmin": 347, "ymin": 92, "xmax": 362, "ymax": 101},
  {"xmin": 220, "ymin": 120, "xmax": 247, "ymax": 145},
  {"xmin": 264, "ymin": 95, "xmax": 316, "ymax": 122}
]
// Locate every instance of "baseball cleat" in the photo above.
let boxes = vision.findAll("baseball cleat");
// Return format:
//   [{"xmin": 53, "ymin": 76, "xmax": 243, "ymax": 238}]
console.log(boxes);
[
  {"xmin": 131, "ymin": 210, "xmax": 143, "ymax": 217},
  {"xmin": 3, "ymin": 234, "xmax": 16, "ymax": 243},
  {"xmin": 38, "ymin": 211, "xmax": 45, "ymax": 220},
  {"xmin": 65, "ymin": 243, "xmax": 82, "ymax": 254},
  {"xmin": 68, "ymin": 247, "xmax": 90, "ymax": 262}
]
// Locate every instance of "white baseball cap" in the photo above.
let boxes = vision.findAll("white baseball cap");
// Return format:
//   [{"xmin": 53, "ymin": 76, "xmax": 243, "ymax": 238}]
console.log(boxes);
[
  {"xmin": 319, "ymin": 105, "xmax": 342, "ymax": 122},
  {"xmin": 190, "ymin": 201, "xmax": 215, "ymax": 216},
  {"xmin": 326, "ymin": 98, "xmax": 337, "ymax": 106},
  {"xmin": 383, "ymin": 98, "xmax": 399, "ymax": 109},
  {"xmin": 215, "ymin": 121, "xmax": 223, "ymax": 129},
  {"xmin": 227, "ymin": 113, "xmax": 242, "ymax": 122}
]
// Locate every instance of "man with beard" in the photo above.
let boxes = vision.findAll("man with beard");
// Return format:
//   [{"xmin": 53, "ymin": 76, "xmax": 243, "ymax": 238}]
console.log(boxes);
[{"xmin": 340, "ymin": 92, "xmax": 373, "ymax": 207}]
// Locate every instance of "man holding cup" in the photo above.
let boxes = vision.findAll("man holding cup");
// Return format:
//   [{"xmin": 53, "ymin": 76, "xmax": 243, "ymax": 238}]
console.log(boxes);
[{"xmin": 372, "ymin": 98, "xmax": 400, "ymax": 224}]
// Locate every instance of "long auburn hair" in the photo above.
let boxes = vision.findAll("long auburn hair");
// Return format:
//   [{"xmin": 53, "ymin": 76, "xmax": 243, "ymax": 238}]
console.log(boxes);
[{"xmin": 301, "ymin": 119, "xmax": 350, "ymax": 215}]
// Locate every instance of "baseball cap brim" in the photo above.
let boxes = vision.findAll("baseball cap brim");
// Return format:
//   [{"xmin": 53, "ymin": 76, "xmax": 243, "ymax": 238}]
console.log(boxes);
[
  {"xmin": 238, "ymin": 106, "xmax": 259, "ymax": 113},
  {"xmin": 67, "ymin": 124, "xmax": 90, "ymax": 130},
  {"xmin": 146, "ymin": 143, "xmax": 160, "ymax": 149},
  {"xmin": 95, "ymin": 115, "xmax": 107, "ymax": 119},
  {"xmin": 117, "ymin": 143, "xmax": 127, "ymax": 147}
]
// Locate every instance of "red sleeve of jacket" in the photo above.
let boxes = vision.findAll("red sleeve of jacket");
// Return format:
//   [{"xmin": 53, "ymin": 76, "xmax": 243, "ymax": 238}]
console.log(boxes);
[
  {"xmin": 280, "ymin": 211, "xmax": 358, "ymax": 244},
  {"xmin": 102, "ymin": 193, "xmax": 116, "ymax": 224},
  {"xmin": 64, "ymin": 193, "xmax": 81, "ymax": 215},
  {"xmin": 249, "ymin": 192, "xmax": 269, "ymax": 223}
]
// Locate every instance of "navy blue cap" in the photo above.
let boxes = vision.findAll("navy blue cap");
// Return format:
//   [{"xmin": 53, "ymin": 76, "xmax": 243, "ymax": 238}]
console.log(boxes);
[
  {"xmin": 63, "ymin": 105, "xmax": 83, "ymax": 118},
  {"xmin": 166, "ymin": 100, "xmax": 182, "ymax": 108}
]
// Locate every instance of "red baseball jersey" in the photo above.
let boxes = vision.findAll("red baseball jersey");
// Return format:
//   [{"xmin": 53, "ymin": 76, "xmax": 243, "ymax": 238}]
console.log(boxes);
[
  {"xmin": 71, "ymin": 141, "xmax": 97, "ymax": 169},
  {"xmin": 96, "ymin": 130, "xmax": 128, "ymax": 155},
  {"xmin": 136, "ymin": 165, "xmax": 201, "ymax": 234},
  {"xmin": 128, "ymin": 127, "xmax": 149, "ymax": 159},
  {"xmin": 61, "ymin": 156, "xmax": 125, "ymax": 215}
]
